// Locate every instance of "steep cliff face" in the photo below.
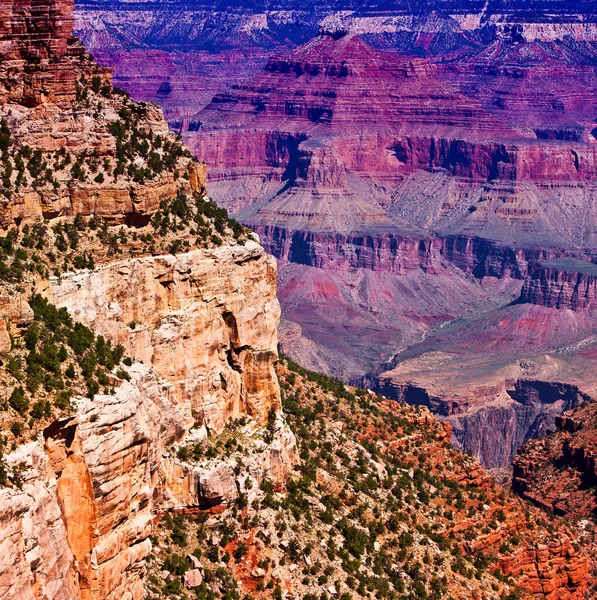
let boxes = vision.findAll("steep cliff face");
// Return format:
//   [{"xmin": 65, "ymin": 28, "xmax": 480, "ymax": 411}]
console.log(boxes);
[
  {"xmin": 0, "ymin": 225, "xmax": 297, "ymax": 600},
  {"xmin": 49, "ymin": 242, "xmax": 281, "ymax": 433},
  {"xmin": 0, "ymin": 219, "xmax": 297, "ymax": 600},
  {"xmin": 513, "ymin": 401, "xmax": 597, "ymax": 519},
  {"xmin": 0, "ymin": 0, "xmax": 80, "ymax": 107},
  {"xmin": 520, "ymin": 259, "xmax": 597, "ymax": 310},
  {"xmin": 256, "ymin": 225, "xmax": 562, "ymax": 278},
  {"xmin": 449, "ymin": 380, "xmax": 590, "ymax": 469},
  {"xmin": 0, "ymin": 0, "xmax": 297, "ymax": 597},
  {"xmin": 0, "ymin": 365, "xmax": 172, "ymax": 600},
  {"xmin": 0, "ymin": 359, "xmax": 296, "ymax": 600}
]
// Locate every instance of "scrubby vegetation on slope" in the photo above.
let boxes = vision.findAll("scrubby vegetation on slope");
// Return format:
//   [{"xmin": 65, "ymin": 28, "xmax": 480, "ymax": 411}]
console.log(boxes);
[
  {"xmin": 0, "ymin": 74, "xmax": 193, "ymax": 201},
  {"xmin": 0, "ymin": 191, "xmax": 247, "ymax": 287},
  {"xmin": 145, "ymin": 358, "xmax": 591, "ymax": 600},
  {"xmin": 0, "ymin": 294, "xmax": 135, "ymax": 484}
]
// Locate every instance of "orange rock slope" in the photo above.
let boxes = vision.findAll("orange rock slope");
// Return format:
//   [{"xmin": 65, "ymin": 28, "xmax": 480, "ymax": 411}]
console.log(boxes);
[
  {"xmin": 514, "ymin": 402, "xmax": 597, "ymax": 521},
  {"xmin": 145, "ymin": 360, "xmax": 593, "ymax": 600}
]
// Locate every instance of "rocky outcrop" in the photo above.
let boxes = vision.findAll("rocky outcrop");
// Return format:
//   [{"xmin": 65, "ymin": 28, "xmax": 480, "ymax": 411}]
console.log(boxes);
[
  {"xmin": 0, "ymin": 443, "xmax": 79, "ymax": 600},
  {"xmin": 0, "ymin": 0, "xmax": 207, "ymax": 229},
  {"xmin": 1, "ymin": 0, "xmax": 73, "ymax": 61},
  {"xmin": 498, "ymin": 538, "xmax": 589, "ymax": 599},
  {"xmin": 0, "ymin": 364, "xmax": 172, "ymax": 600},
  {"xmin": 0, "ymin": 346, "xmax": 297, "ymax": 600},
  {"xmin": 0, "ymin": 0, "xmax": 83, "ymax": 107},
  {"xmin": 519, "ymin": 260, "xmax": 597, "ymax": 310},
  {"xmin": 450, "ymin": 380, "xmax": 589, "ymax": 469},
  {"xmin": 513, "ymin": 401, "xmax": 597, "ymax": 519},
  {"xmin": 49, "ymin": 241, "xmax": 281, "ymax": 433}
]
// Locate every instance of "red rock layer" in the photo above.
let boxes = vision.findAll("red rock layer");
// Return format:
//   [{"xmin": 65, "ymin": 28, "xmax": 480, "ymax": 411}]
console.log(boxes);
[
  {"xmin": 513, "ymin": 402, "xmax": 597, "ymax": 520},
  {"xmin": 255, "ymin": 225, "xmax": 560, "ymax": 279},
  {"xmin": 0, "ymin": 0, "xmax": 73, "ymax": 60},
  {"xmin": 0, "ymin": 0, "xmax": 90, "ymax": 107},
  {"xmin": 520, "ymin": 260, "xmax": 597, "ymax": 310}
]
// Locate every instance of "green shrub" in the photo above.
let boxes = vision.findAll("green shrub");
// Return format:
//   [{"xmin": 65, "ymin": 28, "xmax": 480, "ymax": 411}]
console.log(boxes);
[
  {"xmin": 9, "ymin": 387, "xmax": 28, "ymax": 415},
  {"xmin": 30, "ymin": 399, "xmax": 51, "ymax": 420}
]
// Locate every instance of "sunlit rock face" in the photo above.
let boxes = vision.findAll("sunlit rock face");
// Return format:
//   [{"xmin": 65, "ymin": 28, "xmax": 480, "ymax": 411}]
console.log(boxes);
[
  {"xmin": 0, "ymin": 361, "xmax": 296, "ymax": 600},
  {"xmin": 49, "ymin": 242, "xmax": 282, "ymax": 433}
]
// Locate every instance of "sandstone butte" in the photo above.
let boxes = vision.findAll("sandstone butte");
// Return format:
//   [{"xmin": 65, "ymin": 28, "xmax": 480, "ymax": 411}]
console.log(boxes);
[{"xmin": 0, "ymin": 0, "xmax": 594, "ymax": 599}]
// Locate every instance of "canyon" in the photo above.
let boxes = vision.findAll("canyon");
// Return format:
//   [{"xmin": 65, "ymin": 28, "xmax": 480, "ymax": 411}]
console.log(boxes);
[
  {"xmin": 74, "ymin": 0, "xmax": 597, "ymax": 469},
  {"xmin": 0, "ymin": 1, "xmax": 298, "ymax": 597},
  {"xmin": 0, "ymin": 0, "xmax": 595, "ymax": 598}
]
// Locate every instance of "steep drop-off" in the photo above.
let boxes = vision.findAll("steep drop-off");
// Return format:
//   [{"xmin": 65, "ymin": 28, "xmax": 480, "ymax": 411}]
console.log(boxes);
[
  {"xmin": 0, "ymin": 1, "xmax": 297, "ymax": 597},
  {"xmin": 75, "ymin": 0, "xmax": 597, "ymax": 470},
  {"xmin": 0, "ymin": 3, "xmax": 595, "ymax": 599},
  {"xmin": 181, "ymin": 32, "xmax": 597, "ymax": 469},
  {"xmin": 513, "ymin": 401, "xmax": 597, "ymax": 520}
]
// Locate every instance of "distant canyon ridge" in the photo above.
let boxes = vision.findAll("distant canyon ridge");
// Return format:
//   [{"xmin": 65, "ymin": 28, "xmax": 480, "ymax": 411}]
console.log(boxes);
[{"xmin": 76, "ymin": 0, "xmax": 597, "ymax": 469}]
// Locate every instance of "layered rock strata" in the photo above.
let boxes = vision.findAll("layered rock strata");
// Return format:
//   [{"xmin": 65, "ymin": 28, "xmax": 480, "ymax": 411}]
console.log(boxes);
[
  {"xmin": 48, "ymin": 242, "xmax": 281, "ymax": 433},
  {"xmin": 520, "ymin": 259, "xmax": 597, "ymax": 310},
  {"xmin": 513, "ymin": 401, "xmax": 597, "ymax": 519},
  {"xmin": 0, "ymin": 1, "xmax": 297, "ymax": 598},
  {"xmin": 0, "ymin": 0, "xmax": 81, "ymax": 107},
  {"xmin": 0, "ymin": 360, "xmax": 296, "ymax": 600},
  {"xmin": 0, "ymin": 0, "xmax": 207, "ymax": 230}
]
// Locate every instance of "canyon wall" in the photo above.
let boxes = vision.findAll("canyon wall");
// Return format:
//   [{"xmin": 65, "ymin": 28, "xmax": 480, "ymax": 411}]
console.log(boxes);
[
  {"xmin": 372, "ymin": 375, "xmax": 591, "ymax": 469},
  {"xmin": 520, "ymin": 260, "xmax": 597, "ymax": 310},
  {"xmin": 48, "ymin": 241, "xmax": 281, "ymax": 433},
  {"xmin": 256, "ymin": 225, "xmax": 563, "ymax": 279},
  {"xmin": 0, "ymin": 0, "xmax": 297, "ymax": 597},
  {"xmin": 0, "ymin": 242, "xmax": 297, "ymax": 600}
]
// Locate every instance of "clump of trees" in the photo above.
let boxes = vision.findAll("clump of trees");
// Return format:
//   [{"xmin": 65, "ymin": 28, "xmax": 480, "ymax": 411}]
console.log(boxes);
[{"xmin": 1, "ymin": 295, "xmax": 132, "ymax": 454}]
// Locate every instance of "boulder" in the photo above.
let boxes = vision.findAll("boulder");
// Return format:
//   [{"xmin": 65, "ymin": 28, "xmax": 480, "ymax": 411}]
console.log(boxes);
[
  {"xmin": 187, "ymin": 553, "xmax": 203, "ymax": 570},
  {"xmin": 250, "ymin": 567, "xmax": 266, "ymax": 579},
  {"xmin": 184, "ymin": 568, "xmax": 203, "ymax": 588},
  {"xmin": 198, "ymin": 462, "xmax": 238, "ymax": 506}
]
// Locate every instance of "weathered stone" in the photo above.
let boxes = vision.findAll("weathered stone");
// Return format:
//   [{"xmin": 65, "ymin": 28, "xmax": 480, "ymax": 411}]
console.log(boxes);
[
  {"xmin": 0, "ymin": 319, "xmax": 11, "ymax": 354},
  {"xmin": 198, "ymin": 462, "xmax": 238, "ymax": 507},
  {"xmin": 183, "ymin": 569, "xmax": 203, "ymax": 588},
  {"xmin": 187, "ymin": 554, "xmax": 202, "ymax": 570},
  {"xmin": 50, "ymin": 243, "xmax": 280, "ymax": 434},
  {"xmin": 250, "ymin": 567, "xmax": 266, "ymax": 579}
]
